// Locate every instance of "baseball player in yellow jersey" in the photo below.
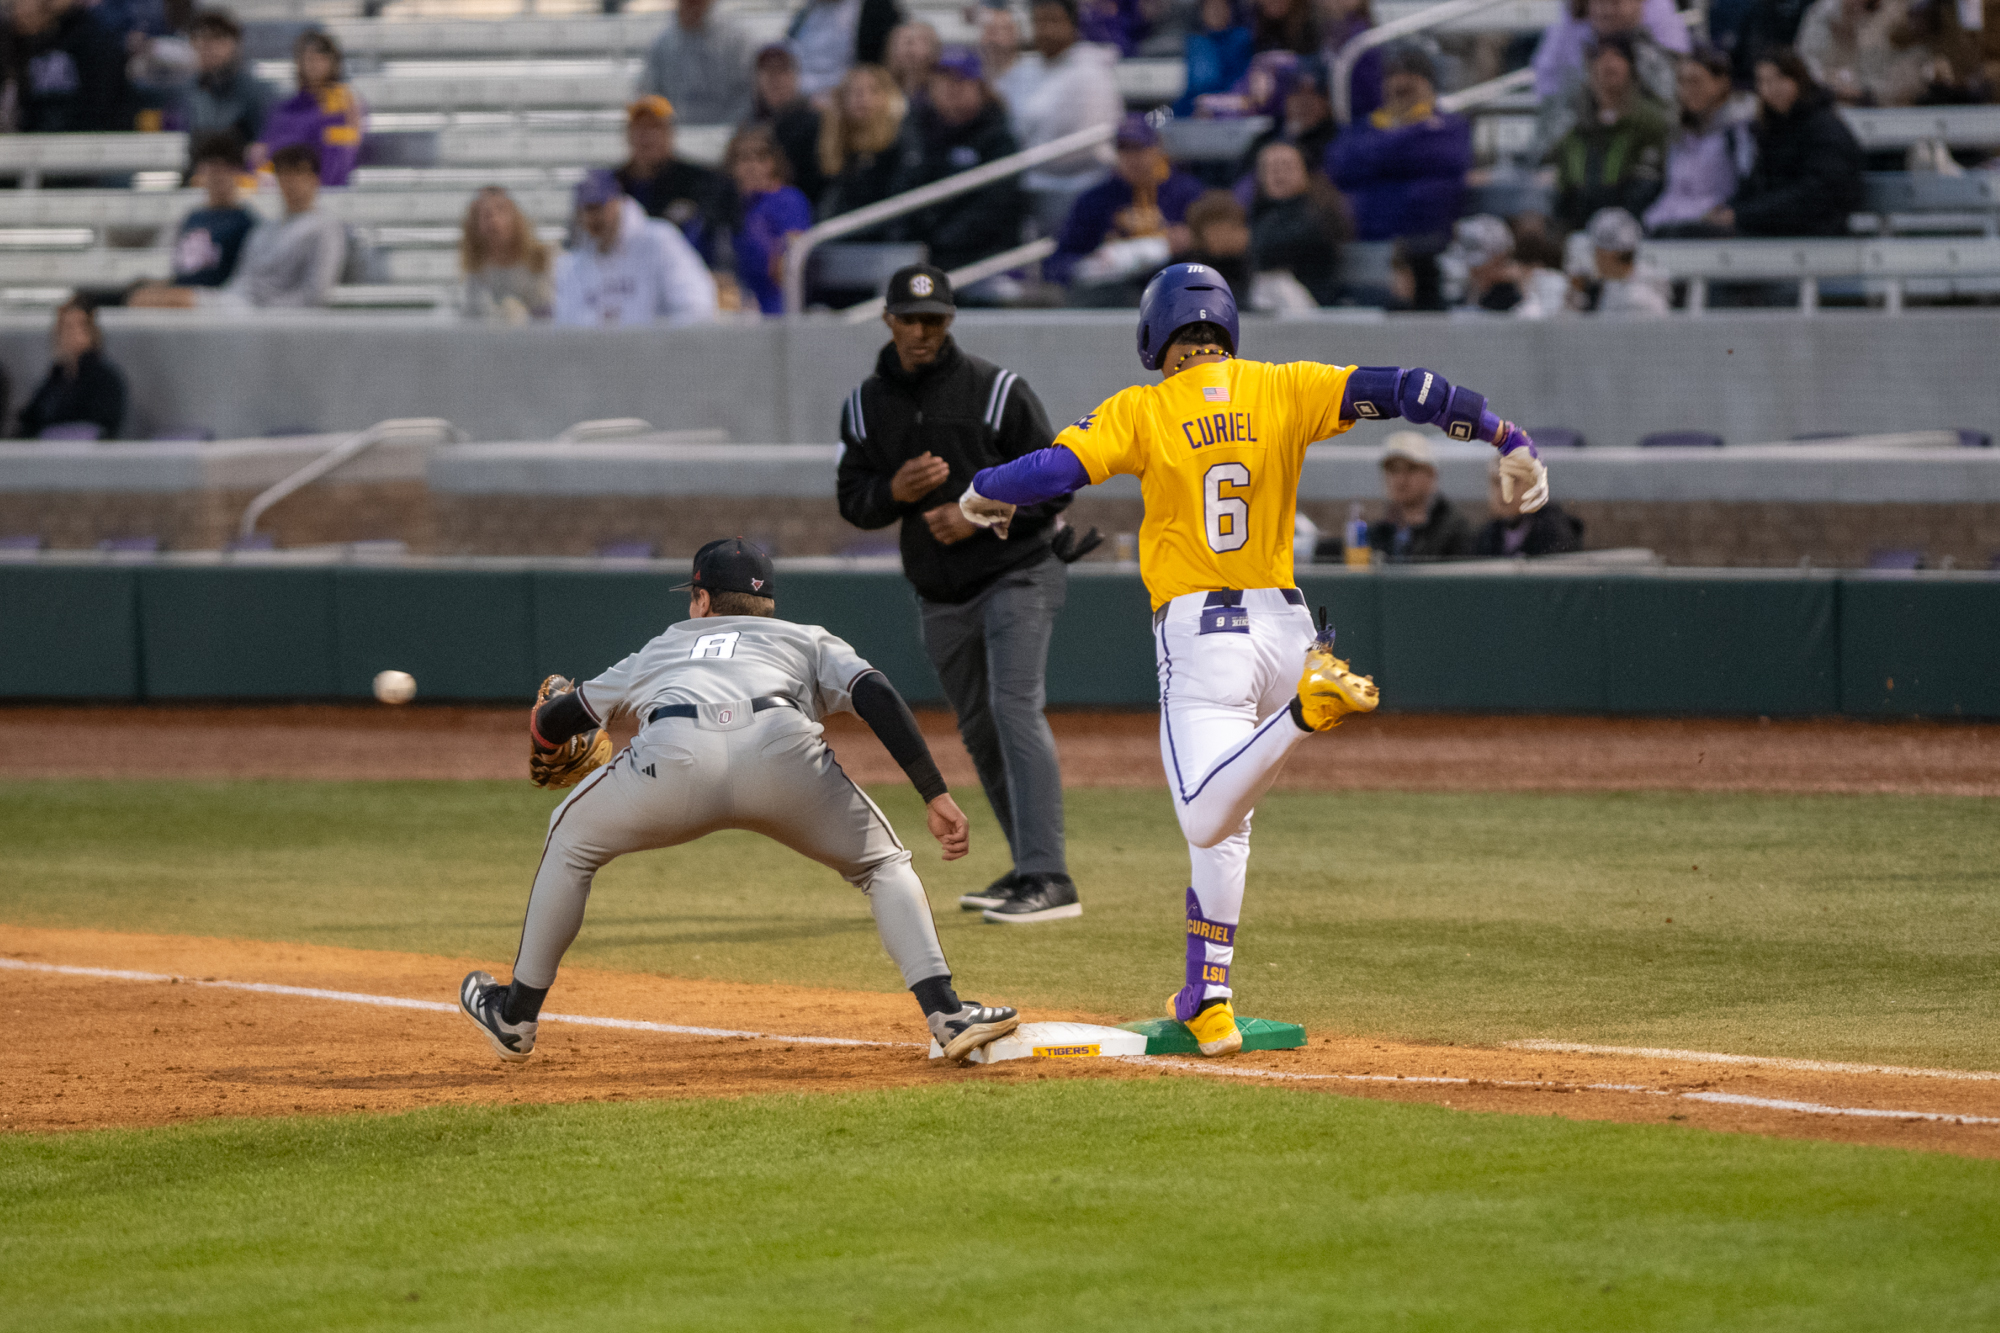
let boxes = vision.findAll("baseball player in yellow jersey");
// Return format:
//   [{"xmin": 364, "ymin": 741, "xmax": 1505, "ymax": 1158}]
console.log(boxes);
[{"xmin": 952, "ymin": 263, "xmax": 1551, "ymax": 1056}]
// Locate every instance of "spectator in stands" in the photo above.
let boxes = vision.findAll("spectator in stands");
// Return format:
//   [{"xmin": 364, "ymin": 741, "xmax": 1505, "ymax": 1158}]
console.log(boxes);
[
  {"xmin": 1173, "ymin": 189, "xmax": 1254, "ymax": 292},
  {"xmin": 726, "ymin": 125, "xmax": 813, "ymax": 314},
  {"xmin": 1548, "ymin": 35, "xmax": 1671, "ymax": 233},
  {"xmin": 1368, "ymin": 433, "xmax": 1473, "ymax": 561},
  {"xmin": 981, "ymin": 7, "xmax": 1044, "ymax": 113},
  {"xmin": 787, "ymin": 0, "xmax": 906, "ymax": 99},
  {"xmin": 1248, "ymin": 139, "xmax": 1348, "ymax": 304},
  {"xmin": 258, "ymin": 30, "xmax": 363, "ymax": 187},
  {"xmin": 618, "ymin": 94, "xmax": 734, "ymax": 268},
  {"xmin": 1710, "ymin": 49, "xmax": 1865, "ymax": 236},
  {"xmin": 1048, "ymin": 114, "xmax": 1205, "ymax": 291},
  {"xmin": 1252, "ymin": 0, "xmax": 1319, "ymax": 54},
  {"xmin": 172, "ymin": 8, "xmax": 271, "ymax": 144},
  {"xmin": 1573, "ymin": 206, "xmax": 1669, "ymax": 312},
  {"xmin": 1473, "ymin": 456, "xmax": 1583, "ymax": 556},
  {"xmin": 1080, "ymin": 0, "xmax": 1154, "ymax": 56},
  {"xmin": 748, "ymin": 44, "xmax": 826, "ymax": 205},
  {"xmin": 456, "ymin": 187, "xmax": 553, "ymax": 323},
  {"xmin": 1897, "ymin": 0, "xmax": 1993, "ymax": 103},
  {"xmin": 126, "ymin": 0, "xmax": 200, "ymax": 131},
  {"xmin": 885, "ymin": 20, "xmax": 942, "ymax": 99},
  {"xmin": 132, "ymin": 143, "xmax": 345, "ymax": 308},
  {"xmin": 815, "ymin": 64, "xmax": 910, "ymax": 222},
  {"xmin": 1796, "ymin": 0, "xmax": 1929, "ymax": 104},
  {"xmin": 1531, "ymin": 0, "xmax": 1690, "ymax": 99},
  {"xmin": 17, "ymin": 301, "xmax": 126, "ymax": 441},
  {"xmin": 553, "ymin": 168, "xmax": 719, "ymax": 325},
  {"xmin": 1443, "ymin": 212, "xmax": 1572, "ymax": 315},
  {"xmin": 1241, "ymin": 55, "xmax": 1339, "ymax": 184},
  {"xmin": 637, "ymin": 0, "xmax": 756, "ymax": 125},
  {"xmin": 1316, "ymin": 0, "xmax": 1383, "ymax": 121},
  {"xmin": 1176, "ymin": 0, "xmax": 1255, "ymax": 117},
  {"xmin": 1644, "ymin": 45, "xmax": 1756, "ymax": 236},
  {"xmin": 5, "ymin": 0, "xmax": 135, "ymax": 132},
  {"xmin": 1015, "ymin": 0, "xmax": 1124, "ymax": 230},
  {"xmin": 1324, "ymin": 44, "xmax": 1471, "ymax": 247},
  {"xmin": 1531, "ymin": 0, "xmax": 1676, "ymax": 160},
  {"xmin": 165, "ymin": 132, "xmax": 257, "ymax": 289},
  {"xmin": 892, "ymin": 47, "xmax": 1026, "ymax": 272}
]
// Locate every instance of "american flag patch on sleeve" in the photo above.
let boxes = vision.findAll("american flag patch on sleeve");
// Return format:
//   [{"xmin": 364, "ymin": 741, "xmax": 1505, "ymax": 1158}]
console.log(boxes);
[{"xmin": 1203, "ymin": 385, "xmax": 1230, "ymax": 402}]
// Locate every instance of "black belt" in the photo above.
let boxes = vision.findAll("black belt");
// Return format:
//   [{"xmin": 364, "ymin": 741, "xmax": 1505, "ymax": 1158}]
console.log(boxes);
[
  {"xmin": 1153, "ymin": 588, "xmax": 1305, "ymax": 627},
  {"xmin": 649, "ymin": 695, "xmax": 799, "ymax": 723}
]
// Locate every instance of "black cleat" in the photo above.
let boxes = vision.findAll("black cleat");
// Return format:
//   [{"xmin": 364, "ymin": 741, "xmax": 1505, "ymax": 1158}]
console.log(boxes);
[
  {"xmin": 929, "ymin": 1001, "xmax": 1021, "ymax": 1061},
  {"xmin": 459, "ymin": 970, "xmax": 537, "ymax": 1063},
  {"xmin": 981, "ymin": 873, "xmax": 1082, "ymax": 924},
  {"xmin": 958, "ymin": 870, "xmax": 1022, "ymax": 912}
]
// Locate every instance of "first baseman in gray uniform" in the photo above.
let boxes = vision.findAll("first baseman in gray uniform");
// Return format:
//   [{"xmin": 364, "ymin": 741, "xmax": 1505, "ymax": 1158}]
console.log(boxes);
[{"xmin": 458, "ymin": 537, "xmax": 1022, "ymax": 1064}]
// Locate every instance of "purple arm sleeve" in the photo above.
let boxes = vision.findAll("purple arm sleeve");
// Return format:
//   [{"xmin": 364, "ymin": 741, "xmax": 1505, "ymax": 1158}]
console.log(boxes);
[
  {"xmin": 972, "ymin": 446, "xmax": 1092, "ymax": 506},
  {"xmin": 1340, "ymin": 366, "xmax": 1535, "ymax": 455}
]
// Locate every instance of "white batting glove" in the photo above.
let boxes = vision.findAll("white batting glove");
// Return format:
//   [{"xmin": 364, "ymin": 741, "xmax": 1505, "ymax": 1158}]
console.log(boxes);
[
  {"xmin": 958, "ymin": 481, "xmax": 1016, "ymax": 539},
  {"xmin": 1493, "ymin": 424, "xmax": 1549, "ymax": 513}
]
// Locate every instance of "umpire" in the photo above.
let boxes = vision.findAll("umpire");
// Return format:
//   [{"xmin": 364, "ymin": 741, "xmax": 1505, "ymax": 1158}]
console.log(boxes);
[{"xmin": 836, "ymin": 264, "xmax": 1096, "ymax": 925}]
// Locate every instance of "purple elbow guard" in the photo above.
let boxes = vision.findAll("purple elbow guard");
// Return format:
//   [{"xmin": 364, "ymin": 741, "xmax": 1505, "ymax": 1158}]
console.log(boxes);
[{"xmin": 974, "ymin": 446, "xmax": 1091, "ymax": 506}]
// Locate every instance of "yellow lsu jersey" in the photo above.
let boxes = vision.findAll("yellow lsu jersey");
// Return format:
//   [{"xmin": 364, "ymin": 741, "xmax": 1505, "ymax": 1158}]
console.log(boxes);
[{"xmin": 1054, "ymin": 358, "xmax": 1357, "ymax": 610}]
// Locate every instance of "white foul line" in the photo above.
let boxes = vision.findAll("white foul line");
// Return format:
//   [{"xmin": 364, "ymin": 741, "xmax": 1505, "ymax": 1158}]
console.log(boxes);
[
  {"xmin": 0, "ymin": 958, "xmax": 912, "ymax": 1049},
  {"xmin": 8, "ymin": 957, "xmax": 1996, "ymax": 1127},
  {"xmin": 1505, "ymin": 1039, "xmax": 2000, "ymax": 1082}
]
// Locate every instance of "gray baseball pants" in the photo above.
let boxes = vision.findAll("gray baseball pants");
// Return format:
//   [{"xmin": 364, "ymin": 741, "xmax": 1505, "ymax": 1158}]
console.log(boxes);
[
  {"xmin": 918, "ymin": 555, "xmax": 1068, "ymax": 878},
  {"xmin": 512, "ymin": 703, "xmax": 950, "ymax": 991}
]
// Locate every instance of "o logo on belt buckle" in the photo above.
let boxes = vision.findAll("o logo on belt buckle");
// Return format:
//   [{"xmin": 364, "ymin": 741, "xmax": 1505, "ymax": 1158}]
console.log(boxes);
[{"xmin": 718, "ymin": 708, "xmax": 733, "ymax": 724}]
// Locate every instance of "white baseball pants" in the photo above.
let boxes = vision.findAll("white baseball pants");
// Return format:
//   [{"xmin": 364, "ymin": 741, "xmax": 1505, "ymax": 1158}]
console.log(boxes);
[{"xmin": 1155, "ymin": 587, "xmax": 1317, "ymax": 1003}]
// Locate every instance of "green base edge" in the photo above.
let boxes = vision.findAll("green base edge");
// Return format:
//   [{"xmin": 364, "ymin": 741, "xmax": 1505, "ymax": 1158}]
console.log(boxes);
[{"xmin": 1119, "ymin": 1016, "xmax": 1308, "ymax": 1056}]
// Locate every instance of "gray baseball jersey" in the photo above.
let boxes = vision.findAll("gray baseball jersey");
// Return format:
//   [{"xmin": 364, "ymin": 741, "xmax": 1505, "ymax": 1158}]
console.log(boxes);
[
  {"xmin": 512, "ymin": 613, "xmax": 947, "ymax": 996},
  {"xmin": 578, "ymin": 615, "xmax": 875, "ymax": 725}
]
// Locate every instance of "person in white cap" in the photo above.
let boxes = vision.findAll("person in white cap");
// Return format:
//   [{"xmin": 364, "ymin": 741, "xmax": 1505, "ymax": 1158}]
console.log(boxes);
[
  {"xmin": 1364, "ymin": 431, "xmax": 1475, "ymax": 561},
  {"xmin": 1579, "ymin": 206, "xmax": 1669, "ymax": 316}
]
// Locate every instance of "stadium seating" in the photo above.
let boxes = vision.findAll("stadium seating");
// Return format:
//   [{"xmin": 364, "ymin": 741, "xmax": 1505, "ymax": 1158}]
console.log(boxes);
[{"xmin": 1639, "ymin": 237, "xmax": 2000, "ymax": 312}]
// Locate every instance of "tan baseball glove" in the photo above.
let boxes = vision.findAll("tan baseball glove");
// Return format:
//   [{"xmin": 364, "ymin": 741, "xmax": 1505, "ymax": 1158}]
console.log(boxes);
[{"xmin": 529, "ymin": 674, "xmax": 612, "ymax": 789}]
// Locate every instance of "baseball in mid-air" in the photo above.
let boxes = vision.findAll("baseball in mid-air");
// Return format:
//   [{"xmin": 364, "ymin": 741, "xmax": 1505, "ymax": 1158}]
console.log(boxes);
[{"xmin": 372, "ymin": 670, "xmax": 417, "ymax": 705}]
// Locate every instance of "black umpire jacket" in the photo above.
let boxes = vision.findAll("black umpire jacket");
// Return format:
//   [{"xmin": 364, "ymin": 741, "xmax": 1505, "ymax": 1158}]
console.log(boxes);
[{"xmin": 836, "ymin": 337, "xmax": 1067, "ymax": 604}]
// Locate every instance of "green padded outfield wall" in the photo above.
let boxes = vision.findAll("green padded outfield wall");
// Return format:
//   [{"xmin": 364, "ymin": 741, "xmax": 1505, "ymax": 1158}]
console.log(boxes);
[{"xmin": 0, "ymin": 564, "xmax": 1994, "ymax": 717}]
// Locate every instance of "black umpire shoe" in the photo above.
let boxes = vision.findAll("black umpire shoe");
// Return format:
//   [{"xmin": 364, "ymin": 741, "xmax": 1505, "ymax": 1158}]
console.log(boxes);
[
  {"xmin": 958, "ymin": 870, "xmax": 1021, "ymax": 912},
  {"xmin": 981, "ymin": 873, "xmax": 1082, "ymax": 924}
]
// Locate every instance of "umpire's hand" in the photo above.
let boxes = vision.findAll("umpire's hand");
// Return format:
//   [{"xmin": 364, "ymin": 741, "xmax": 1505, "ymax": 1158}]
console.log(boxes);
[
  {"xmin": 926, "ymin": 794, "xmax": 970, "ymax": 861},
  {"xmin": 892, "ymin": 452, "xmax": 951, "ymax": 504}
]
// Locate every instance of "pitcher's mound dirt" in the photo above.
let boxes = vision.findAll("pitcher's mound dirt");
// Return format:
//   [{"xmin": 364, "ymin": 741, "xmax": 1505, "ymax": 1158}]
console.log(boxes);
[{"xmin": 7, "ymin": 926, "xmax": 1997, "ymax": 1158}]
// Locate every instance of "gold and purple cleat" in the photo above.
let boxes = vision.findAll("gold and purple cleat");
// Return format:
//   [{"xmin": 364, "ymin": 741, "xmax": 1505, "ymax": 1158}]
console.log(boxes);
[
  {"xmin": 1295, "ymin": 629, "xmax": 1379, "ymax": 732},
  {"xmin": 1167, "ymin": 993, "xmax": 1243, "ymax": 1057}
]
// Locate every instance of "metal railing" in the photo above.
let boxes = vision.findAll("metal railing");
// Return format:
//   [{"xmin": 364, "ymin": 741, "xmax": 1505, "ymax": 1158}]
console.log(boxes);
[
  {"xmin": 1336, "ymin": 0, "xmax": 1702, "ymax": 123},
  {"xmin": 781, "ymin": 122, "xmax": 1115, "ymax": 315},
  {"xmin": 238, "ymin": 417, "xmax": 463, "ymax": 542},
  {"xmin": 840, "ymin": 238, "xmax": 1060, "ymax": 323}
]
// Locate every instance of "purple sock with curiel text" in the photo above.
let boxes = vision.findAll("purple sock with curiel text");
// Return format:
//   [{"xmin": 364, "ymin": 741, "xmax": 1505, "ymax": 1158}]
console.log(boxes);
[{"xmin": 1174, "ymin": 888, "xmax": 1235, "ymax": 1021}]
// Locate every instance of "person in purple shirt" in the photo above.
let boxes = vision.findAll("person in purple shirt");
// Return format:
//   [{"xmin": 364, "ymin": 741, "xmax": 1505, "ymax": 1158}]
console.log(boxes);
[
  {"xmin": 725, "ymin": 125, "xmax": 815, "ymax": 315},
  {"xmin": 1176, "ymin": 0, "xmax": 1255, "ymax": 117},
  {"xmin": 1048, "ymin": 115, "xmax": 1207, "ymax": 291},
  {"xmin": 1319, "ymin": 0, "xmax": 1383, "ymax": 122},
  {"xmin": 1531, "ymin": 0, "xmax": 1690, "ymax": 98},
  {"xmin": 1643, "ymin": 45, "xmax": 1756, "ymax": 236},
  {"xmin": 1324, "ymin": 44, "xmax": 1470, "ymax": 244},
  {"xmin": 256, "ymin": 30, "xmax": 364, "ymax": 187}
]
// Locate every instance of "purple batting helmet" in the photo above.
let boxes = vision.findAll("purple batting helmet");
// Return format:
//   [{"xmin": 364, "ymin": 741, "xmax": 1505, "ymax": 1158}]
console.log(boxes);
[{"xmin": 1136, "ymin": 262, "xmax": 1239, "ymax": 371}]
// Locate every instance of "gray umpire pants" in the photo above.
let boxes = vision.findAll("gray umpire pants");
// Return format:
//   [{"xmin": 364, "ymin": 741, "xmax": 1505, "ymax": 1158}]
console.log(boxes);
[
  {"xmin": 919, "ymin": 554, "xmax": 1068, "ymax": 878},
  {"xmin": 512, "ymin": 703, "xmax": 950, "ymax": 991}
]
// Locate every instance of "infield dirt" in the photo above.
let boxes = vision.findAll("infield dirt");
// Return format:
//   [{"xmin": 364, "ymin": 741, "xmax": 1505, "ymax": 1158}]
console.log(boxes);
[
  {"xmin": 8, "ymin": 925, "xmax": 1997, "ymax": 1158},
  {"xmin": 11, "ymin": 704, "xmax": 1997, "ymax": 795}
]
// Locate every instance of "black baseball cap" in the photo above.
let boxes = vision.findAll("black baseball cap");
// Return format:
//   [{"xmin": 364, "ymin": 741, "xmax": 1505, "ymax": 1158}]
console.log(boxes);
[
  {"xmin": 673, "ymin": 537, "xmax": 776, "ymax": 597},
  {"xmin": 884, "ymin": 263, "xmax": 955, "ymax": 316}
]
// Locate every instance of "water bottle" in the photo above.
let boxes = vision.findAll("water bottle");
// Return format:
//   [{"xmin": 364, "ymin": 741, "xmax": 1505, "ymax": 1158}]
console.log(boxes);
[{"xmin": 1343, "ymin": 503, "xmax": 1370, "ymax": 568}]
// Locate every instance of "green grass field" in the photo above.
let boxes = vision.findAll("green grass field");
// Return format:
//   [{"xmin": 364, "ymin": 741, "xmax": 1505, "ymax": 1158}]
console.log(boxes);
[{"xmin": 5, "ymin": 779, "xmax": 1999, "ymax": 1329}]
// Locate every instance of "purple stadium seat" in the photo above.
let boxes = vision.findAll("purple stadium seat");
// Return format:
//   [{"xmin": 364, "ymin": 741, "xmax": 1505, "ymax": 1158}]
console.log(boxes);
[
  {"xmin": 97, "ymin": 536, "xmax": 161, "ymax": 554},
  {"xmin": 39, "ymin": 422, "xmax": 103, "ymax": 441},
  {"xmin": 150, "ymin": 428, "xmax": 217, "ymax": 442},
  {"xmin": 225, "ymin": 533, "xmax": 276, "ymax": 552},
  {"xmin": 1958, "ymin": 430, "xmax": 1992, "ymax": 449},
  {"xmin": 0, "ymin": 534, "xmax": 44, "ymax": 551},
  {"xmin": 1639, "ymin": 431, "xmax": 1724, "ymax": 448},
  {"xmin": 1867, "ymin": 549, "xmax": 1923, "ymax": 571},
  {"xmin": 1528, "ymin": 428, "xmax": 1586, "ymax": 449},
  {"xmin": 595, "ymin": 539, "xmax": 657, "ymax": 559}
]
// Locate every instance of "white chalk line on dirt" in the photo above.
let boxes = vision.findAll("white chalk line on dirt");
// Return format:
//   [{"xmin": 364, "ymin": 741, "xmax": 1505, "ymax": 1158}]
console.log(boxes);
[
  {"xmin": 1505, "ymin": 1039, "xmax": 2000, "ymax": 1082},
  {"xmin": 10, "ymin": 957, "xmax": 1997, "ymax": 1128},
  {"xmin": 0, "ymin": 959, "xmax": 911, "ymax": 1049}
]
